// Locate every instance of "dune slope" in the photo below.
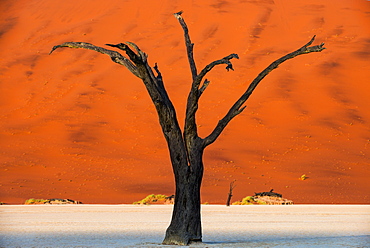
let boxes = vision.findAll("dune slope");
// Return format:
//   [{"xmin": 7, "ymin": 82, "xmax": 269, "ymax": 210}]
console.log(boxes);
[{"xmin": 0, "ymin": 0, "xmax": 369, "ymax": 204}]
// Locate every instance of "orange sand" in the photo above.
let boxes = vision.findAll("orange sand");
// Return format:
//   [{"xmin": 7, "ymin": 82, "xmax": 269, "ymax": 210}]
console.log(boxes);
[{"xmin": 1, "ymin": 0, "xmax": 369, "ymax": 204}]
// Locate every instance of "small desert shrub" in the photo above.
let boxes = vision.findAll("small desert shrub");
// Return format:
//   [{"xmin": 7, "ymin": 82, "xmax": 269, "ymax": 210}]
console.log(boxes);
[
  {"xmin": 299, "ymin": 174, "xmax": 308, "ymax": 180},
  {"xmin": 133, "ymin": 194, "xmax": 168, "ymax": 205},
  {"xmin": 232, "ymin": 196, "xmax": 256, "ymax": 205},
  {"xmin": 24, "ymin": 198, "xmax": 48, "ymax": 205}
]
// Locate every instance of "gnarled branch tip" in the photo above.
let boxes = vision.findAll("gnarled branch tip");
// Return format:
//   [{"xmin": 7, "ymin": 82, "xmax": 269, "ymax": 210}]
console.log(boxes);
[
  {"xmin": 174, "ymin": 11, "xmax": 183, "ymax": 18},
  {"xmin": 225, "ymin": 63, "xmax": 234, "ymax": 71},
  {"xmin": 306, "ymin": 35, "xmax": 316, "ymax": 46},
  {"xmin": 49, "ymin": 46, "xmax": 58, "ymax": 55}
]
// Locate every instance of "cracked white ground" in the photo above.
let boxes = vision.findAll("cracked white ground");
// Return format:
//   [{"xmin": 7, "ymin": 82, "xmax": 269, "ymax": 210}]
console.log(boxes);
[{"xmin": 1, "ymin": 205, "xmax": 369, "ymax": 247}]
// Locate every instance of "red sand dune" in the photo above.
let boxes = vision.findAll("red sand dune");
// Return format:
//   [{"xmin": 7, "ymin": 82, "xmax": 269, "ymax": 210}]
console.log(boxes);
[{"xmin": 1, "ymin": 0, "xmax": 369, "ymax": 204}]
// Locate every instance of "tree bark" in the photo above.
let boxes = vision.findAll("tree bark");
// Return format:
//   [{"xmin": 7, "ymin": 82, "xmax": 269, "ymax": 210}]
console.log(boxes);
[
  {"xmin": 50, "ymin": 12, "xmax": 325, "ymax": 246},
  {"xmin": 163, "ymin": 140, "xmax": 204, "ymax": 245}
]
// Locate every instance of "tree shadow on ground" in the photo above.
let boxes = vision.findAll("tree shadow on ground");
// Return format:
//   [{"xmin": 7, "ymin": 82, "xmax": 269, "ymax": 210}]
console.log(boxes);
[
  {"xmin": 1, "ymin": 232, "xmax": 368, "ymax": 247},
  {"xmin": 204, "ymin": 235, "xmax": 370, "ymax": 248}
]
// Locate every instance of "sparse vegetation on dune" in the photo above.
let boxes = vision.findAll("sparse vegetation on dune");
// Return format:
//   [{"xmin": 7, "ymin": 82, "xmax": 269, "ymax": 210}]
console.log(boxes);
[
  {"xmin": 300, "ymin": 174, "xmax": 308, "ymax": 180},
  {"xmin": 233, "ymin": 190, "xmax": 294, "ymax": 205},
  {"xmin": 232, "ymin": 196, "xmax": 258, "ymax": 205},
  {"xmin": 133, "ymin": 194, "xmax": 174, "ymax": 205},
  {"xmin": 232, "ymin": 196, "xmax": 294, "ymax": 205},
  {"xmin": 24, "ymin": 198, "xmax": 49, "ymax": 205},
  {"xmin": 24, "ymin": 198, "xmax": 82, "ymax": 204}
]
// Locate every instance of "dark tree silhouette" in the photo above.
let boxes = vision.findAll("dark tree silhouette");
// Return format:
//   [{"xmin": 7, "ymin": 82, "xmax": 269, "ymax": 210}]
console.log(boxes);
[
  {"xmin": 226, "ymin": 180, "xmax": 236, "ymax": 206},
  {"xmin": 50, "ymin": 12, "xmax": 325, "ymax": 245}
]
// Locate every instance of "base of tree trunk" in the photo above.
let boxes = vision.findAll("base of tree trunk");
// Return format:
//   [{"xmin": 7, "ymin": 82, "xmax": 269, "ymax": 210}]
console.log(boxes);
[
  {"xmin": 162, "ymin": 223, "xmax": 202, "ymax": 245},
  {"xmin": 162, "ymin": 236, "xmax": 202, "ymax": 246},
  {"xmin": 160, "ymin": 186, "xmax": 202, "ymax": 246}
]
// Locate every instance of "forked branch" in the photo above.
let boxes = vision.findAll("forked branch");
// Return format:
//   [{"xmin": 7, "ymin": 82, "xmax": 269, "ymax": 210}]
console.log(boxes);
[
  {"xmin": 203, "ymin": 36, "xmax": 326, "ymax": 147},
  {"xmin": 194, "ymin": 53, "xmax": 239, "ymax": 91},
  {"xmin": 175, "ymin": 12, "xmax": 239, "ymax": 144}
]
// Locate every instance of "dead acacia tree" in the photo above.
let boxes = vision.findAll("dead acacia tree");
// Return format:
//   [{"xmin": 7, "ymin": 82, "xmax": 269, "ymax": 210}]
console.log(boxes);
[
  {"xmin": 50, "ymin": 12, "xmax": 325, "ymax": 245},
  {"xmin": 226, "ymin": 180, "xmax": 236, "ymax": 206}
]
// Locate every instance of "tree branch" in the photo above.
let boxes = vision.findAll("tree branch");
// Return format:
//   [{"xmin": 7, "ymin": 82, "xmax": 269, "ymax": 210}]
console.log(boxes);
[
  {"xmin": 106, "ymin": 42, "xmax": 148, "ymax": 64},
  {"xmin": 50, "ymin": 41, "xmax": 181, "ymax": 138},
  {"xmin": 49, "ymin": 40, "xmax": 178, "ymax": 125},
  {"xmin": 50, "ymin": 40, "xmax": 189, "ymax": 179},
  {"xmin": 194, "ymin": 53, "xmax": 239, "ymax": 91},
  {"xmin": 183, "ymin": 53, "xmax": 239, "ymax": 140},
  {"xmin": 153, "ymin": 63, "xmax": 165, "ymax": 88},
  {"xmin": 49, "ymin": 42, "xmax": 141, "ymax": 78},
  {"xmin": 198, "ymin": 79, "xmax": 210, "ymax": 97},
  {"xmin": 203, "ymin": 36, "xmax": 326, "ymax": 147},
  {"xmin": 174, "ymin": 11, "xmax": 197, "ymax": 81}
]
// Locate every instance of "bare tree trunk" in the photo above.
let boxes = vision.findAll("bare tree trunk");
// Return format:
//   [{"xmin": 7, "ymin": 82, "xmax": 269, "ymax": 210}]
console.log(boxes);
[{"xmin": 163, "ymin": 137, "xmax": 204, "ymax": 244}]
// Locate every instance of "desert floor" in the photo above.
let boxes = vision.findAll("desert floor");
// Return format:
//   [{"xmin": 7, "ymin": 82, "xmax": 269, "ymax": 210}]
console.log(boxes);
[{"xmin": 1, "ymin": 204, "xmax": 369, "ymax": 247}]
